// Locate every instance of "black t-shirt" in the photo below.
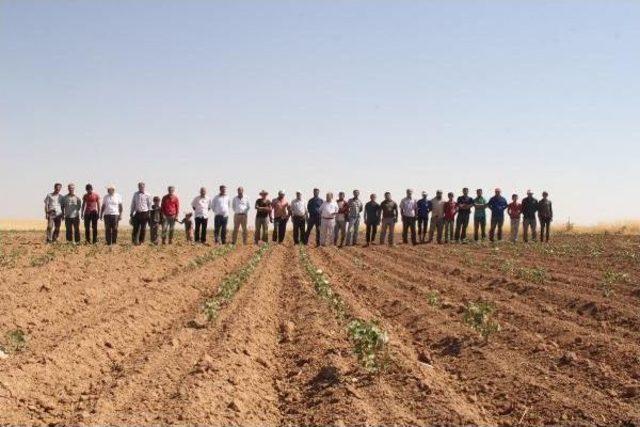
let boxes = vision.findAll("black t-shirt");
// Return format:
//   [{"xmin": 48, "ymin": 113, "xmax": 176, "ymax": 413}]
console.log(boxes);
[{"xmin": 255, "ymin": 199, "xmax": 271, "ymax": 218}]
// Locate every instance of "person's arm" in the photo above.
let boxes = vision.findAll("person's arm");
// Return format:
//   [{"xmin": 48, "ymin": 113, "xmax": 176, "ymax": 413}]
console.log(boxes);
[
  {"xmin": 44, "ymin": 197, "xmax": 48, "ymax": 218},
  {"xmin": 118, "ymin": 202, "xmax": 123, "ymax": 221},
  {"xmin": 393, "ymin": 203, "xmax": 399, "ymax": 222},
  {"xmin": 130, "ymin": 194, "xmax": 136, "ymax": 217},
  {"xmin": 364, "ymin": 205, "xmax": 368, "ymax": 223},
  {"xmin": 80, "ymin": 196, "xmax": 86, "ymax": 220},
  {"xmin": 549, "ymin": 202, "xmax": 553, "ymax": 222}
]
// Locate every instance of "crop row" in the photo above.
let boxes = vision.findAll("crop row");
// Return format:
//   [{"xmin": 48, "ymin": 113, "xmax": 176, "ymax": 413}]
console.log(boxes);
[{"xmin": 159, "ymin": 245, "xmax": 236, "ymax": 282}]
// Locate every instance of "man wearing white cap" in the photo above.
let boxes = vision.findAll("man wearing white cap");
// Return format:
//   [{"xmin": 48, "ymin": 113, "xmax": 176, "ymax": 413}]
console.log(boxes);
[
  {"xmin": 290, "ymin": 191, "xmax": 308, "ymax": 245},
  {"xmin": 521, "ymin": 190, "xmax": 538, "ymax": 242},
  {"xmin": 272, "ymin": 190, "xmax": 291, "ymax": 244},
  {"xmin": 100, "ymin": 185, "xmax": 123, "ymax": 245},
  {"xmin": 319, "ymin": 192, "xmax": 339, "ymax": 246}
]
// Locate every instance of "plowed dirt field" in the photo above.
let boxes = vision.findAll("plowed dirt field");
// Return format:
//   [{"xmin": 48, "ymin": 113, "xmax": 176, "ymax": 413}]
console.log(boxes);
[{"xmin": 1, "ymin": 231, "xmax": 639, "ymax": 425}]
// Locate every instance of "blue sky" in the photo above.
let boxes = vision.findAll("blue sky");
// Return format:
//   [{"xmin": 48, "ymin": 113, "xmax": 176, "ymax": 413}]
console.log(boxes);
[{"xmin": 1, "ymin": 0, "xmax": 638, "ymax": 224}]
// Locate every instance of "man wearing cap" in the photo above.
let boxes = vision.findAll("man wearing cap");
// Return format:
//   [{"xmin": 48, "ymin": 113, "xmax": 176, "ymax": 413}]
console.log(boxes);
[
  {"xmin": 319, "ymin": 192, "xmax": 339, "ymax": 246},
  {"xmin": 416, "ymin": 191, "xmax": 431, "ymax": 243},
  {"xmin": 428, "ymin": 191, "xmax": 445, "ymax": 244},
  {"xmin": 538, "ymin": 191, "xmax": 553, "ymax": 242},
  {"xmin": 345, "ymin": 190, "xmax": 363, "ymax": 246},
  {"xmin": 379, "ymin": 192, "xmax": 399, "ymax": 246},
  {"xmin": 272, "ymin": 191, "xmax": 291, "ymax": 244},
  {"xmin": 100, "ymin": 185, "xmax": 123, "ymax": 245},
  {"xmin": 231, "ymin": 186, "xmax": 250, "ymax": 245},
  {"xmin": 81, "ymin": 184, "xmax": 101, "ymax": 244},
  {"xmin": 254, "ymin": 190, "xmax": 272, "ymax": 244},
  {"xmin": 291, "ymin": 191, "xmax": 308, "ymax": 245},
  {"xmin": 455, "ymin": 187, "xmax": 474, "ymax": 243},
  {"xmin": 44, "ymin": 183, "xmax": 64, "ymax": 243},
  {"xmin": 211, "ymin": 185, "xmax": 230, "ymax": 244},
  {"xmin": 62, "ymin": 183, "xmax": 82, "ymax": 244},
  {"xmin": 305, "ymin": 188, "xmax": 323, "ymax": 247},
  {"xmin": 474, "ymin": 189, "xmax": 488, "ymax": 241},
  {"xmin": 521, "ymin": 190, "xmax": 538, "ymax": 242},
  {"xmin": 333, "ymin": 192, "xmax": 349, "ymax": 247},
  {"xmin": 400, "ymin": 189, "xmax": 418, "ymax": 245},
  {"xmin": 487, "ymin": 188, "xmax": 508, "ymax": 242},
  {"xmin": 160, "ymin": 186, "xmax": 180, "ymax": 245},
  {"xmin": 507, "ymin": 194, "xmax": 523, "ymax": 243},
  {"xmin": 192, "ymin": 187, "xmax": 211, "ymax": 244},
  {"xmin": 130, "ymin": 182, "xmax": 153, "ymax": 245}
]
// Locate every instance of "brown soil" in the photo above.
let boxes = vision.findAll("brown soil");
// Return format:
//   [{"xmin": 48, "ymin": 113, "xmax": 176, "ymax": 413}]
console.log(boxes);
[{"xmin": 0, "ymin": 232, "xmax": 639, "ymax": 425}]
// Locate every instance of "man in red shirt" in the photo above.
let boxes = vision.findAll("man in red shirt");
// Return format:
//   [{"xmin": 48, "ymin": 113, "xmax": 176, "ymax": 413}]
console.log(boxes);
[
  {"xmin": 443, "ymin": 192, "xmax": 458, "ymax": 243},
  {"xmin": 81, "ymin": 184, "xmax": 101, "ymax": 244},
  {"xmin": 507, "ymin": 194, "xmax": 523, "ymax": 243},
  {"xmin": 161, "ymin": 186, "xmax": 180, "ymax": 244}
]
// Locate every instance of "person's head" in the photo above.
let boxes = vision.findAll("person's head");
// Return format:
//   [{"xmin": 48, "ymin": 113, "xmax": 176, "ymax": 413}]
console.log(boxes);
[
  {"xmin": 153, "ymin": 196, "xmax": 160, "ymax": 204},
  {"xmin": 53, "ymin": 183, "xmax": 62, "ymax": 193},
  {"xmin": 338, "ymin": 191, "xmax": 345, "ymax": 200},
  {"xmin": 185, "ymin": 212, "xmax": 193, "ymax": 218},
  {"xmin": 199, "ymin": 187, "xmax": 207, "ymax": 197},
  {"xmin": 68, "ymin": 183, "xmax": 76, "ymax": 195},
  {"xmin": 313, "ymin": 188, "xmax": 320, "ymax": 197},
  {"xmin": 278, "ymin": 190, "xmax": 285, "ymax": 200},
  {"xmin": 353, "ymin": 189, "xmax": 360, "ymax": 199},
  {"xmin": 168, "ymin": 186, "xmax": 175, "ymax": 195},
  {"xmin": 219, "ymin": 185, "xmax": 227, "ymax": 195},
  {"xmin": 436, "ymin": 190, "xmax": 443, "ymax": 200},
  {"xmin": 260, "ymin": 190, "xmax": 268, "ymax": 200},
  {"xmin": 85, "ymin": 184, "xmax": 93, "ymax": 194},
  {"xmin": 384, "ymin": 192, "xmax": 391, "ymax": 201},
  {"xmin": 138, "ymin": 182, "xmax": 145, "ymax": 192},
  {"xmin": 463, "ymin": 187, "xmax": 469, "ymax": 196},
  {"xmin": 237, "ymin": 186, "xmax": 244, "ymax": 197},
  {"xmin": 542, "ymin": 191, "xmax": 549, "ymax": 199},
  {"xmin": 370, "ymin": 193, "xmax": 377, "ymax": 202},
  {"xmin": 495, "ymin": 188, "xmax": 501, "ymax": 197},
  {"xmin": 477, "ymin": 188, "xmax": 483, "ymax": 197},
  {"xmin": 447, "ymin": 192, "xmax": 454, "ymax": 201},
  {"xmin": 421, "ymin": 191, "xmax": 427, "ymax": 199},
  {"xmin": 406, "ymin": 188, "xmax": 413, "ymax": 198},
  {"xmin": 512, "ymin": 194, "xmax": 518, "ymax": 202},
  {"xmin": 107, "ymin": 185, "xmax": 115, "ymax": 195},
  {"xmin": 526, "ymin": 189, "xmax": 533, "ymax": 197},
  {"xmin": 295, "ymin": 191, "xmax": 302, "ymax": 200},
  {"xmin": 326, "ymin": 192, "xmax": 334, "ymax": 202}
]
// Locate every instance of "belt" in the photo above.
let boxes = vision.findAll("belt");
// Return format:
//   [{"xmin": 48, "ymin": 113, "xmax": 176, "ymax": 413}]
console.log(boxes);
[
  {"xmin": 235, "ymin": 213, "xmax": 247, "ymax": 216},
  {"xmin": 322, "ymin": 217, "xmax": 335, "ymax": 220}
]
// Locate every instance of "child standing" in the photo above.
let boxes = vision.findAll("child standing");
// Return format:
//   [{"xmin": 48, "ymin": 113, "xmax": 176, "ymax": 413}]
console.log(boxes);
[
  {"xmin": 149, "ymin": 196, "xmax": 162, "ymax": 245},
  {"xmin": 178, "ymin": 212, "xmax": 194, "ymax": 242},
  {"xmin": 443, "ymin": 192, "xmax": 458, "ymax": 243}
]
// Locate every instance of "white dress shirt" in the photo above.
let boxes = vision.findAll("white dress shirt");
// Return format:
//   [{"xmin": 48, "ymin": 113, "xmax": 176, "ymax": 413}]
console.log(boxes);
[
  {"xmin": 192, "ymin": 196, "xmax": 211, "ymax": 218},
  {"xmin": 319, "ymin": 201, "xmax": 339, "ymax": 219},
  {"xmin": 211, "ymin": 194, "xmax": 230, "ymax": 217},
  {"xmin": 102, "ymin": 193, "xmax": 122, "ymax": 216},
  {"xmin": 130, "ymin": 191, "xmax": 152, "ymax": 215},
  {"xmin": 232, "ymin": 196, "xmax": 250, "ymax": 214},
  {"xmin": 400, "ymin": 197, "xmax": 417, "ymax": 217},
  {"xmin": 290, "ymin": 198, "xmax": 307, "ymax": 217}
]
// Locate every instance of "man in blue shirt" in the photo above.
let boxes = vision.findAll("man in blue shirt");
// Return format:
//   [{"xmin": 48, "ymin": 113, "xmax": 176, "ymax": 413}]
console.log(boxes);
[
  {"xmin": 454, "ymin": 187, "xmax": 474, "ymax": 243},
  {"xmin": 416, "ymin": 191, "xmax": 431, "ymax": 243},
  {"xmin": 487, "ymin": 188, "xmax": 508, "ymax": 242},
  {"xmin": 305, "ymin": 188, "xmax": 324, "ymax": 247}
]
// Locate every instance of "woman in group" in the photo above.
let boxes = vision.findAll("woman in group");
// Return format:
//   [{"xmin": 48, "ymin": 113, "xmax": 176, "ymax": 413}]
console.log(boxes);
[{"xmin": 100, "ymin": 185, "xmax": 123, "ymax": 245}]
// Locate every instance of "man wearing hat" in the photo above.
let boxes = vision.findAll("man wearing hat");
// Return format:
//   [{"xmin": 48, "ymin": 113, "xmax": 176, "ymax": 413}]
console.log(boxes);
[
  {"xmin": 416, "ymin": 191, "xmax": 431, "ymax": 243},
  {"xmin": 521, "ymin": 190, "xmax": 538, "ymax": 242},
  {"xmin": 487, "ymin": 188, "xmax": 508, "ymax": 242},
  {"xmin": 100, "ymin": 185, "xmax": 123, "ymax": 245},
  {"xmin": 272, "ymin": 190, "xmax": 291, "ymax": 244},
  {"xmin": 254, "ymin": 190, "xmax": 272, "ymax": 244},
  {"xmin": 290, "ymin": 191, "xmax": 308, "ymax": 245}
]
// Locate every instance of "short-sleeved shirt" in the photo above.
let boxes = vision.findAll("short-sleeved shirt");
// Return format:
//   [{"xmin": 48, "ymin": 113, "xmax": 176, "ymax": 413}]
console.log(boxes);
[
  {"xmin": 444, "ymin": 201, "xmax": 458, "ymax": 220},
  {"xmin": 488, "ymin": 196, "xmax": 508, "ymax": 220},
  {"xmin": 44, "ymin": 193, "xmax": 63, "ymax": 216},
  {"xmin": 474, "ymin": 196, "xmax": 487, "ymax": 219},
  {"xmin": 62, "ymin": 194, "xmax": 82, "ymax": 218},
  {"xmin": 380, "ymin": 200, "xmax": 398, "ymax": 219},
  {"xmin": 102, "ymin": 193, "xmax": 123, "ymax": 216},
  {"xmin": 161, "ymin": 194, "xmax": 180, "ymax": 217},
  {"xmin": 400, "ymin": 197, "xmax": 417, "ymax": 217},
  {"xmin": 508, "ymin": 202, "xmax": 523, "ymax": 219},
  {"xmin": 416, "ymin": 198, "xmax": 431, "ymax": 218},
  {"xmin": 347, "ymin": 198, "xmax": 363, "ymax": 219},
  {"xmin": 430, "ymin": 198, "xmax": 445, "ymax": 218},
  {"xmin": 191, "ymin": 196, "xmax": 211, "ymax": 218},
  {"xmin": 272, "ymin": 198, "xmax": 290, "ymax": 219},
  {"xmin": 290, "ymin": 198, "xmax": 307, "ymax": 217},
  {"xmin": 320, "ymin": 201, "xmax": 339, "ymax": 218},
  {"xmin": 255, "ymin": 199, "xmax": 271, "ymax": 218},
  {"xmin": 307, "ymin": 197, "xmax": 324, "ymax": 218},
  {"xmin": 456, "ymin": 195, "xmax": 474, "ymax": 214},
  {"xmin": 335, "ymin": 199, "xmax": 349, "ymax": 221},
  {"xmin": 364, "ymin": 201, "xmax": 381, "ymax": 225},
  {"xmin": 83, "ymin": 192, "xmax": 100, "ymax": 213}
]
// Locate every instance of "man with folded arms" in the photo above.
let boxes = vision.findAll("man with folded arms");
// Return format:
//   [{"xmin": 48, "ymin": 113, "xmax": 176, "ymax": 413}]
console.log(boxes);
[
  {"xmin": 231, "ymin": 186, "xmax": 250, "ymax": 245},
  {"xmin": 130, "ymin": 182, "xmax": 152, "ymax": 245}
]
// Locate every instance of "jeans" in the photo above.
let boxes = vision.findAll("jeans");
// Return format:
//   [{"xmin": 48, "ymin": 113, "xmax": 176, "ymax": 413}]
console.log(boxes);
[
  {"xmin": 365, "ymin": 223, "xmax": 378, "ymax": 244},
  {"xmin": 489, "ymin": 216, "xmax": 504, "ymax": 241},
  {"xmin": 273, "ymin": 217, "xmax": 288, "ymax": 243},
  {"xmin": 474, "ymin": 217, "xmax": 486, "ymax": 241},
  {"xmin": 510, "ymin": 218, "xmax": 521, "ymax": 242},
  {"xmin": 131, "ymin": 211, "xmax": 150, "ymax": 245},
  {"xmin": 161, "ymin": 216, "xmax": 176, "ymax": 244},
  {"xmin": 254, "ymin": 217, "xmax": 269, "ymax": 244},
  {"xmin": 320, "ymin": 218, "xmax": 335, "ymax": 246},
  {"xmin": 379, "ymin": 217, "xmax": 395, "ymax": 245},
  {"xmin": 232, "ymin": 213, "xmax": 248, "ymax": 244},
  {"xmin": 444, "ymin": 218, "xmax": 454, "ymax": 243},
  {"xmin": 46, "ymin": 212, "xmax": 62, "ymax": 243},
  {"xmin": 428, "ymin": 216, "xmax": 444, "ymax": 243},
  {"xmin": 333, "ymin": 218, "xmax": 347, "ymax": 246},
  {"xmin": 305, "ymin": 215, "xmax": 321, "ymax": 246},
  {"xmin": 292, "ymin": 216, "xmax": 306, "ymax": 245},
  {"xmin": 214, "ymin": 215, "xmax": 228, "ymax": 244},
  {"xmin": 454, "ymin": 211, "xmax": 470, "ymax": 241},
  {"xmin": 104, "ymin": 214, "xmax": 119, "ymax": 245},
  {"xmin": 84, "ymin": 211, "xmax": 99, "ymax": 243},
  {"xmin": 522, "ymin": 217, "xmax": 537, "ymax": 242},
  {"xmin": 417, "ymin": 217, "xmax": 429, "ymax": 243},
  {"xmin": 65, "ymin": 217, "xmax": 81, "ymax": 243},
  {"xmin": 195, "ymin": 217, "xmax": 208, "ymax": 243},
  {"xmin": 540, "ymin": 217, "xmax": 551, "ymax": 242},
  {"xmin": 401, "ymin": 216, "xmax": 417, "ymax": 245},
  {"xmin": 345, "ymin": 216, "xmax": 360, "ymax": 246}
]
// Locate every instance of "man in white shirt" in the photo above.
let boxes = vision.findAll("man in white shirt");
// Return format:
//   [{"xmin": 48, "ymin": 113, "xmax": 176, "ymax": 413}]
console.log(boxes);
[
  {"xmin": 400, "ymin": 188, "xmax": 418, "ymax": 245},
  {"xmin": 428, "ymin": 190, "xmax": 446, "ymax": 244},
  {"xmin": 191, "ymin": 187, "xmax": 211, "ymax": 244},
  {"xmin": 44, "ymin": 182, "xmax": 64, "ymax": 243},
  {"xmin": 319, "ymin": 192, "xmax": 339, "ymax": 247},
  {"xmin": 231, "ymin": 186, "xmax": 250, "ymax": 245},
  {"xmin": 211, "ymin": 185, "xmax": 230, "ymax": 244},
  {"xmin": 130, "ymin": 182, "xmax": 153, "ymax": 245},
  {"xmin": 290, "ymin": 191, "xmax": 308, "ymax": 245},
  {"xmin": 100, "ymin": 185, "xmax": 123, "ymax": 245}
]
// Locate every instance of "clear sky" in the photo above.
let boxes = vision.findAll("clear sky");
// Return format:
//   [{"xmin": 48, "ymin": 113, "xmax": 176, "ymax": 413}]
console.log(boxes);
[{"xmin": 1, "ymin": 0, "xmax": 638, "ymax": 224}]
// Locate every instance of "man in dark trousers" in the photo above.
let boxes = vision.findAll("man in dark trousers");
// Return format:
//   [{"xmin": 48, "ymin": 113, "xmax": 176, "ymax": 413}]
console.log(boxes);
[
  {"xmin": 454, "ymin": 187, "xmax": 474, "ymax": 243},
  {"xmin": 364, "ymin": 193, "xmax": 381, "ymax": 247},
  {"xmin": 487, "ymin": 188, "xmax": 508, "ymax": 242},
  {"xmin": 130, "ymin": 182, "xmax": 152, "ymax": 245},
  {"xmin": 305, "ymin": 188, "xmax": 323, "ymax": 247},
  {"xmin": 416, "ymin": 191, "xmax": 431, "ymax": 243},
  {"xmin": 521, "ymin": 190, "xmax": 538, "ymax": 242},
  {"xmin": 538, "ymin": 191, "xmax": 553, "ymax": 242}
]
